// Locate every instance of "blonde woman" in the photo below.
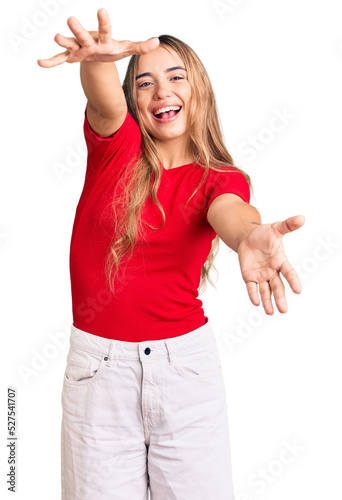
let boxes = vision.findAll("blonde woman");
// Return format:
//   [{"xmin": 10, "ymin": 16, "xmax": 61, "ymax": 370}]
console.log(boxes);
[{"xmin": 38, "ymin": 8, "xmax": 305, "ymax": 500}]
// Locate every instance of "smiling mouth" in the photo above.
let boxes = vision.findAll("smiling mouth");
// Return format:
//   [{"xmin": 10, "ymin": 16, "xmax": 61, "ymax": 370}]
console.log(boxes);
[{"xmin": 152, "ymin": 106, "xmax": 182, "ymax": 120}]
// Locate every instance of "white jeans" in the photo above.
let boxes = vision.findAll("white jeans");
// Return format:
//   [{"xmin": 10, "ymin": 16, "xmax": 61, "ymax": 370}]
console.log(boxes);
[{"xmin": 61, "ymin": 317, "xmax": 235, "ymax": 499}]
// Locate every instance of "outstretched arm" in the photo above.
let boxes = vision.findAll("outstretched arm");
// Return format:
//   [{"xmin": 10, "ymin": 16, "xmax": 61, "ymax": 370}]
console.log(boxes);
[
  {"xmin": 206, "ymin": 193, "xmax": 305, "ymax": 315},
  {"xmin": 206, "ymin": 193, "xmax": 262, "ymax": 253},
  {"xmin": 37, "ymin": 8, "xmax": 160, "ymax": 136}
]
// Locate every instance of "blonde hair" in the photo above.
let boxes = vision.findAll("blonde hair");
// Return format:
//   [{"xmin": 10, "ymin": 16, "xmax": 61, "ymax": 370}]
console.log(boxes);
[{"xmin": 104, "ymin": 34, "xmax": 253, "ymax": 297}]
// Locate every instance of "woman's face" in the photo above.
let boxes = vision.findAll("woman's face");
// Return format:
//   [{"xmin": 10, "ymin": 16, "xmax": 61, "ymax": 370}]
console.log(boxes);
[{"xmin": 135, "ymin": 45, "xmax": 192, "ymax": 145}]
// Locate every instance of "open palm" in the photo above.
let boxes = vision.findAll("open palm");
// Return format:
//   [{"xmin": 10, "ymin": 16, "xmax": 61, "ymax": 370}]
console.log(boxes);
[
  {"xmin": 37, "ymin": 7, "xmax": 159, "ymax": 68},
  {"xmin": 237, "ymin": 215, "xmax": 305, "ymax": 314}
]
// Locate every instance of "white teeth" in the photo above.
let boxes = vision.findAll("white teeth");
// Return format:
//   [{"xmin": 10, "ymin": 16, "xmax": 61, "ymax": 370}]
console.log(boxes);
[{"xmin": 153, "ymin": 105, "xmax": 181, "ymax": 115}]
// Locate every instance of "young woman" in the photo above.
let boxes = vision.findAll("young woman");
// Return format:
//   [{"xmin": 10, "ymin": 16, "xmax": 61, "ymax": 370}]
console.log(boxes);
[{"xmin": 38, "ymin": 8, "xmax": 305, "ymax": 500}]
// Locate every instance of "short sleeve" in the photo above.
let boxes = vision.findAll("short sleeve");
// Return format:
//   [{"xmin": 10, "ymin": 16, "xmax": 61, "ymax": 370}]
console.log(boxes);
[
  {"xmin": 204, "ymin": 168, "xmax": 251, "ymax": 222},
  {"xmin": 83, "ymin": 105, "xmax": 142, "ymax": 177}
]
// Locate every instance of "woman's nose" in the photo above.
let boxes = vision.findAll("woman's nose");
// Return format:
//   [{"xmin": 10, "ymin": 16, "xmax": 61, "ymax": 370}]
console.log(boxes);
[{"xmin": 153, "ymin": 83, "xmax": 171, "ymax": 100}]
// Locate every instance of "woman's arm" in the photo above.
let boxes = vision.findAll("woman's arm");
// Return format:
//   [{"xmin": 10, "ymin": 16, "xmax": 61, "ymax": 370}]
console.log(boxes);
[
  {"xmin": 207, "ymin": 192, "xmax": 305, "ymax": 314},
  {"xmin": 206, "ymin": 193, "xmax": 261, "ymax": 253},
  {"xmin": 37, "ymin": 8, "xmax": 159, "ymax": 136},
  {"xmin": 80, "ymin": 60, "xmax": 127, "ymax": 137}
]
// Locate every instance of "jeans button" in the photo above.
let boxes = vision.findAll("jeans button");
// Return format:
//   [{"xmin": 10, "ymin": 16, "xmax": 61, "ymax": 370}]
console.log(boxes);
[{"xmin": 144, "ymin": 348, "xmax": 151, "ymax": 355}]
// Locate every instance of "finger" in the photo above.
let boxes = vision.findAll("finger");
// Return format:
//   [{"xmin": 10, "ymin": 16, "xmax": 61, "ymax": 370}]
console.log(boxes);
[
  {"xmin": 246, "ymin": 281, "xmax": 260, "ymax": 307},
  {"xmin": 67, "ymin": 16, "xmax": 94, "ymax": 48},
  {"xmin": 272, "ymin": 215, "xmax": 306, "ymax": 237},
  {"xmin": 116, "ymin": 37, "xmax": 160, "ymax": 58},
  {"xmin": 259, "ymin": 281, "xmax": 274, "ymax": 315},
  {"xmin": 37, "ymin": 50, "xmax": 70, "ymax": 68},
  {"xmin": 54, "ymin": 33, "xmax": 80, "ymax": 51},
  {"xmin": 135, "ymin": 37, "xmax": 160, "ymax": 54},
  {"xmin": 269, "ymin": 274, "xmax": 287, "ymax": 313},
  {"xmin": 97, "ymin": 8, "xmax": 112, "ymax": 45},
  {"xmin": 279, "ymin": 259, "xmax": 302, "ymax": 294}
]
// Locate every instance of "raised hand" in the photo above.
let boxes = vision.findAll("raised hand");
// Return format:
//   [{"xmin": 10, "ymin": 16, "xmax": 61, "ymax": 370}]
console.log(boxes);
[
  {"xmin": 37, "ymin": 7, "xmax": 159, "ymax": 68},
  {"xmin": 237, "ymin": 215, "xmax": 305, "ymax": 315}
]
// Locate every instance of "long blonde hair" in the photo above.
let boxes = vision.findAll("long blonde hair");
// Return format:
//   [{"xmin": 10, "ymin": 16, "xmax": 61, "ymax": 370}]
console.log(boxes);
[{"xmin": 104, "ymin": 34, "xmax": 253, "ymax": 297}]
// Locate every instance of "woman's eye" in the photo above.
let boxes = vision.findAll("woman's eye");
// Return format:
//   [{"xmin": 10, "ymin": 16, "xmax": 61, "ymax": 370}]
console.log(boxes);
[
  {"xmin": 138, "ymin": 82, "xmax": 152, "ymax": 88},
  {"xmin": 138, "ymin": 76, "xmax": 184, "ymax": 89}
]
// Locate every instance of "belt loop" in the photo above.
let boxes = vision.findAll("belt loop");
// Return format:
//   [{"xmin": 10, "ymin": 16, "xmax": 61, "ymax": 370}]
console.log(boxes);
[
  {"xmin": 164, "ymin": 340, "xmax": 176, "ymax": 365},
  {"xmin": 106, "ymin": 340, "xmax": 116, "ymax": 367}
]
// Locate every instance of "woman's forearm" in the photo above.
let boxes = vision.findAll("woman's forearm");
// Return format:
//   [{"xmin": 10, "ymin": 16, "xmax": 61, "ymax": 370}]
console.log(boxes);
[
  {"xmin": 207, "ymin": 194, "xmax": 262, "ymax": 253},
  {"xmin": 80, "ymin": 60, "xmax": 126, "ymax": 118}
]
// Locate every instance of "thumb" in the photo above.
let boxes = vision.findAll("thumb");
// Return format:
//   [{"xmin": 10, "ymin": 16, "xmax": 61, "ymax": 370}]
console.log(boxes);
[
  {"xmin": 130, "ymin": 37, "xmax": 159, "ymax": 56},
  {"xmin": 272, "ymin": 215, "xmax": 306, "ymax": 236},
  {"xmin": 143, "ymin": 37, "xmax": 160, "ymax": 51}
]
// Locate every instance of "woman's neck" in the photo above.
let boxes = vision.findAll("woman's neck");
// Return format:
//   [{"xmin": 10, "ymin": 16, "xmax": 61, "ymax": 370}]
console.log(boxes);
[{"xmin": 155, "ymin": 138, "xmax": 194, "ymax": 170}]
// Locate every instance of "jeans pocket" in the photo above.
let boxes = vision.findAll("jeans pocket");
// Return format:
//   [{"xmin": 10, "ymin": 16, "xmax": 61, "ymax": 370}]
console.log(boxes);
[
  {"xmin": 173, "ymin": 337, "xmax": 222, "ymax": 380},
  {"xmin": 63, "ymin": 344, "xmax": 107, "ymax": 387}
]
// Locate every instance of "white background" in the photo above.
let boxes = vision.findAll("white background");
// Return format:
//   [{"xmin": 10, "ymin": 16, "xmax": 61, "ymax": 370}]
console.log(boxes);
[{"xmin": 1, "ymin": 0, "xmax": 341, "ymax": 498}]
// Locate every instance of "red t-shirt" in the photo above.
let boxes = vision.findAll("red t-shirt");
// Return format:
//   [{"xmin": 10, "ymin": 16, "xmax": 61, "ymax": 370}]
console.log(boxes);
[{"xmin": 69, "ymin": 107, "xmax": 250, "ymax": 342}]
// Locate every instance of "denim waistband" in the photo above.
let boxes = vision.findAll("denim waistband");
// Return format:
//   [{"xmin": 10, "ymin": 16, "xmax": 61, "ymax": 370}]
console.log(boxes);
[{"xmin": 69, "ymin": 318, "xmax": 215, "ymax": 362}]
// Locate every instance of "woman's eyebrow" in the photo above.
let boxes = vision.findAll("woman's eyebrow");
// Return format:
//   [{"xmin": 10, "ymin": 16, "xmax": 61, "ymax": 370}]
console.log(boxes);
[{"xmin": 136, "ymin": 66, "xmax": 187, "ymax": 81}]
